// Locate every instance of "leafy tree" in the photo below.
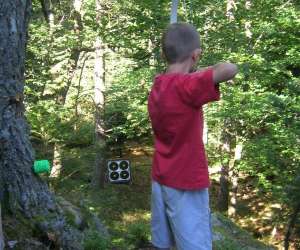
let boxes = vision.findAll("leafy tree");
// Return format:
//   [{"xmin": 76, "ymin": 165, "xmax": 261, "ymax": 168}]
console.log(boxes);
[{"xmin": 23, "ymin": 0, "xmax": 300, "ymax": 247}]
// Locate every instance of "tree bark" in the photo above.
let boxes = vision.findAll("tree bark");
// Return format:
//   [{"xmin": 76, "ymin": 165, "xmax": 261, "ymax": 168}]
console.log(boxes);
[
  {"xmin": 93, "ymin": 37, "xmax": 106, "ymax": 188},
  {"xmin": 75, "ymin": 53, "xmax": 89, "ymax": 117},
  {"xmin": 0, "ymin": 205, "xmax": 4, "ymax": 250},
  {"xmin": 217, "ymin": 119, "xmax": 231, "ymax": 213},
  {"xmin": 50, "ymin": 143, "xmax": 63, "ymax": 178},
  {"xmin": 284, "ymin": 202, "xmax": 300, "ymax": 250},
  {"xmin": 92, "ymin": 0, "xmax": 107, "ymax": 188},
  {"xmin": 217, "ymin": 165, "xmax": 229, "ymax": 212},
  {"xmin": 217, "ymin": 135, "xmax": 242, "ymax": 216},
  {"xmin": 228, "ymin": 169, "xmax": 238, "ymax": 217},
  {"xmin": 228, "ymin": 143, "xmax": 242, "ymax": 218},
  {"xmin": 217, "ymin": 0, "xmax": 239, "ymax": 214},
  {"xmin": 0, "ymin": 1, "xmax": 82, "ymax": 248},
  {"xmin": 39, "ymin": 0, "xmax": 54, "ymax": 29}
]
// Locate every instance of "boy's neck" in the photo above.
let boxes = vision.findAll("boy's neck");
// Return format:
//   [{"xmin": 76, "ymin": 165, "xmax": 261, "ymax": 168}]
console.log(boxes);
[{"xmin": 166, "ymin": 61, "xmax": 192, "ymax": 74}]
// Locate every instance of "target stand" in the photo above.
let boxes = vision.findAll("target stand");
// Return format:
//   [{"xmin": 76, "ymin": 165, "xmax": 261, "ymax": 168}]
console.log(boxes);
[{"xmin": 107, "ymin": 159, "xmax": 131, "ymax": 184}]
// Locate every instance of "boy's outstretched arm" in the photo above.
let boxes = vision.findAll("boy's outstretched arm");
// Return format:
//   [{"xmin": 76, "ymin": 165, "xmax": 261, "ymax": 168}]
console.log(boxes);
[{"xmin": 212, "ymin": 62, "xmax": 238, "ymax": 84}]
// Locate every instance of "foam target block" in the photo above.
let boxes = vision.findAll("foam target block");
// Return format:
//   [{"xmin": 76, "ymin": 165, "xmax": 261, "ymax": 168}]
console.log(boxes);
[{"xmin": 107, "ymin": 159, "xmax": 131, "ymax": 183}]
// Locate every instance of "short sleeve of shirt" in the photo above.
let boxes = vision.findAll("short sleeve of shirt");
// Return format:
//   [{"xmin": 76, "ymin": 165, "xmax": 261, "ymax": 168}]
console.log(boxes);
[{"xmin": 175, "ymin": 69, "xmax": 220, "ymax": 108}]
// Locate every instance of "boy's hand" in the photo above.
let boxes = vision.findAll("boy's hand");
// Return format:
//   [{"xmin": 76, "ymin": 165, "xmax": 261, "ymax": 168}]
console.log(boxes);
[{"xmin": 212, "ymin": 63, "xmax": 238, "ymax": 84}]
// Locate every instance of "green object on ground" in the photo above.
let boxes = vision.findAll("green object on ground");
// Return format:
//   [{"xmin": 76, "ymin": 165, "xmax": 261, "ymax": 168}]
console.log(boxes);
[{"xmin": 33, "ymin": 160, "xmax": 50, "ymax": 174}]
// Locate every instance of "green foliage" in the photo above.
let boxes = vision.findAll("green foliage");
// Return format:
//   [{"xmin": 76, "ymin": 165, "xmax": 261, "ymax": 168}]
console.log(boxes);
[
  {"xmin": 105, "ymin": 68, "xmax": 154, "ymax": 143},
  {"xmin": 286, "ymin": 175, "xmax": 300, "ymax": 208},
  {"xmin": 83, "ymin": 230, "xmax": 111, "ymax": 250},
  {"xmin": 25, "ymin": 0, "xmax": 300, "ymax": 247},
  {"xmin": 213, "ymin": 238, "xmax": 241, "ymax": 250},
  {"xmin": 126, "ymin": 221, "xmax": 150, "ymax": 248},
  {"xmin": 26, "ymin": 101, "xmax": 94, "ymax": 146}
]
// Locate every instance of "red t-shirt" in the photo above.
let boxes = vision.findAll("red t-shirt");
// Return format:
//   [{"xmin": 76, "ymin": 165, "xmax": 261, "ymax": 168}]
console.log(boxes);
[{"xmin": 148, "ymin": 69, "xmax": 220, "ymax": 190}]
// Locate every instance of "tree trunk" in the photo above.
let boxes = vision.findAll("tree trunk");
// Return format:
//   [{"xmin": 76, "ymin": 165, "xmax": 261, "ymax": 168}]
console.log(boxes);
[
  {"xmin": 0, "ymin": 205, "xmax": 4, "ymax": 250},
  {"xmin": 228, "ymin": 143, "xmax": 242, "ymax": 218},
  {"xmin": 0, "ymin": 1, "xmax": 82, "ymax": 248},
  {"xmin": 50, "ymin": 0, "xmax": 83, "ymax": 179},
  {"xmin": 50, "ymin": 48, "xmax": 81, "ymax": 179},
  {"xmin": 284, "ymin": 202, "xmax": 300, "ymax": 250},
  {"xmin": 217, "ymin": 0, "xmax": 237, "ymax": 214},
  {"xmin": 39, "ymin": 0, "xmax": 54, "ymax": 31},
  {"xmin": 75, "ymin": 53, "xmax": 89, "ymax": 117},
  {"xmin": 50, "ymin": 143, "xmax": 62, "ymax": 178},
  {"xmin": 217, "ymin": 165, "xmax": 229, "ymax": 212},
  {"xmin": 92, "ymin": 0, "xmax": 107, "ymax": 188},
  {"xmin": 218, "ymin": 137, "xmax": 242, "ymax": 216},
  {"xmin": 93, "ymin": 36, "xmax": 106, "ymax": 188},
  {"xmin": 217, "ymin": 119, "xmax": 231, "ymax": 213},
  {"xmin": 228, "ymin": 169, "xmax": 238, "ymax": 217}
]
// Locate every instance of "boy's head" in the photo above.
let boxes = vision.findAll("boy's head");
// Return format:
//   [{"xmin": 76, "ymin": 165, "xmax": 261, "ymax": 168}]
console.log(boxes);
[{"xmin": 162, "ymin": 23, "xmax": 201, "ymax": 65}]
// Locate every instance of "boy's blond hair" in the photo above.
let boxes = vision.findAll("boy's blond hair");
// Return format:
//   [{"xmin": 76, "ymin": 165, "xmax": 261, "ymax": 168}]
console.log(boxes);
[{"xmin": 162, "ymin": 23, "xmax": 200, "ymax": 64}]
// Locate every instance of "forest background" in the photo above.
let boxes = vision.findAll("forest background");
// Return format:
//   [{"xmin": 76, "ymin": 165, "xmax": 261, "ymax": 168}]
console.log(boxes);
[{"xmin": 0, "ymin": 0, "xmax": 299, "ymax": 249}]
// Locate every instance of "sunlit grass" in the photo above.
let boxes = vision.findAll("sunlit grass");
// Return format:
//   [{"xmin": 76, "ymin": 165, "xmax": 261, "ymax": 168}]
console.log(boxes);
[
  {"xmin": 53, "ymin": 144, "xmax": 283, "ymax": 249},
  {"xmin": 54, "ymin": 145, "xmax": 152, "ymax": 249}
]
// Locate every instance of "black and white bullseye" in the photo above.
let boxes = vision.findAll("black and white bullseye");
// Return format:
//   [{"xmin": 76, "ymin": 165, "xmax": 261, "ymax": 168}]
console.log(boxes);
[{"xmin": 107, "ymin": 159, "xmax": 131, "ymax": 183}]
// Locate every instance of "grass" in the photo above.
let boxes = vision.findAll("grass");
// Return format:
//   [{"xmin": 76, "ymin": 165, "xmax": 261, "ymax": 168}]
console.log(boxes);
[
  {"xmin": 48, "ymin": 143, "xmax": 282, "ymax": 249},
  {"xmin": 53, "ymin": 144, "xmax": 153, "ymax": 249}
]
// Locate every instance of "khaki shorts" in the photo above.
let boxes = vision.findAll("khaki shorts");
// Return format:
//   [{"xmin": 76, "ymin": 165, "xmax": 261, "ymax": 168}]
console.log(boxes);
[{"xmin": 151, "ymin": 181, "xmax": 212, "ymax": 250}]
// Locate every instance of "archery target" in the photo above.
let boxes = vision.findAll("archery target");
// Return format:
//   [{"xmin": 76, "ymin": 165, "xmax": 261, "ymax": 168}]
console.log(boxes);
[{"xmin": 107, "ymin": 159, "xmax": 131, "ymax": 183}]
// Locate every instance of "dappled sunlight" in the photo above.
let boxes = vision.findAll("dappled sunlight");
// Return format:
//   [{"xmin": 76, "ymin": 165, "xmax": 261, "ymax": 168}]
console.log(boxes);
[
  {"xmin": 228, "ymin": 182, "xmax": 290, "ymax": 248},
  {"xmin": 122, "ymin": 211, "xmax": 151, "ymax": 224},
  {"xmin": 2, "ymin": 0, "xmax": 298, "ymax": 248},
  {"xmin": 53, "ymin": 144, "xmax": 293, "ymax": 249}
]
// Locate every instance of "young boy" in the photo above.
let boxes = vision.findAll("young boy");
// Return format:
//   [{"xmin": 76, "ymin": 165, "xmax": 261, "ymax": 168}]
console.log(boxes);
[{"xmin": 147, "ymin": 23, "xmax": 238, "ymax": 250}]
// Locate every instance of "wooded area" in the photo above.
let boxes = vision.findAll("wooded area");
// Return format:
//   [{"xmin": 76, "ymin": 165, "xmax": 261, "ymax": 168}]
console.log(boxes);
[{"xmin": 0, "ymin": 0, "xmax": 299, "ymax": 249}]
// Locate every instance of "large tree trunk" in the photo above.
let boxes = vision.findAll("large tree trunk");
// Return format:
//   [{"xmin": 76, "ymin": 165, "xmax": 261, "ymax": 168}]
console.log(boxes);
[
  {"xmin": 0, "ymin": 205, "xmax": 4, "ymax": 250},
  {"xmin": 0, "ymin": 1, "xmax": 82, "ymax": 248}
]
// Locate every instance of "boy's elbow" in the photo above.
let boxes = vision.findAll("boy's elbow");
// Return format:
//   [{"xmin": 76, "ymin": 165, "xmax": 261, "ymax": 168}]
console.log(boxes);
[
  {"xmin": 226, "ymin": 63, "xmax": 238, "ymax": 79},
  {"xmin": 213, "ymin": 63, "xmax": 238, "ymax": 83},
  {"xmin": 232, "ymin": 64, "xmax": 239, "ymax": 77}
]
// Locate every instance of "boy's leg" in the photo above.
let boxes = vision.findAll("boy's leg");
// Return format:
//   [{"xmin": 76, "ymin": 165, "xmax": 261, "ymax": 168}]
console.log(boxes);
[
  {"xmin": 163, "ymin": 186, "xmax": 212, "ymax": 250},
  {"xmin": 151, "ymin": 181, "xmax": 175, "ymax": 249}
]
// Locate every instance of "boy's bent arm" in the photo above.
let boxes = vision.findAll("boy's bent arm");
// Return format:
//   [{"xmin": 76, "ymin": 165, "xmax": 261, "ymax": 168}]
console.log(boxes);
[{"xmin": 212, "ymin": 63, "xmax": 238, "ymax": 84}]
